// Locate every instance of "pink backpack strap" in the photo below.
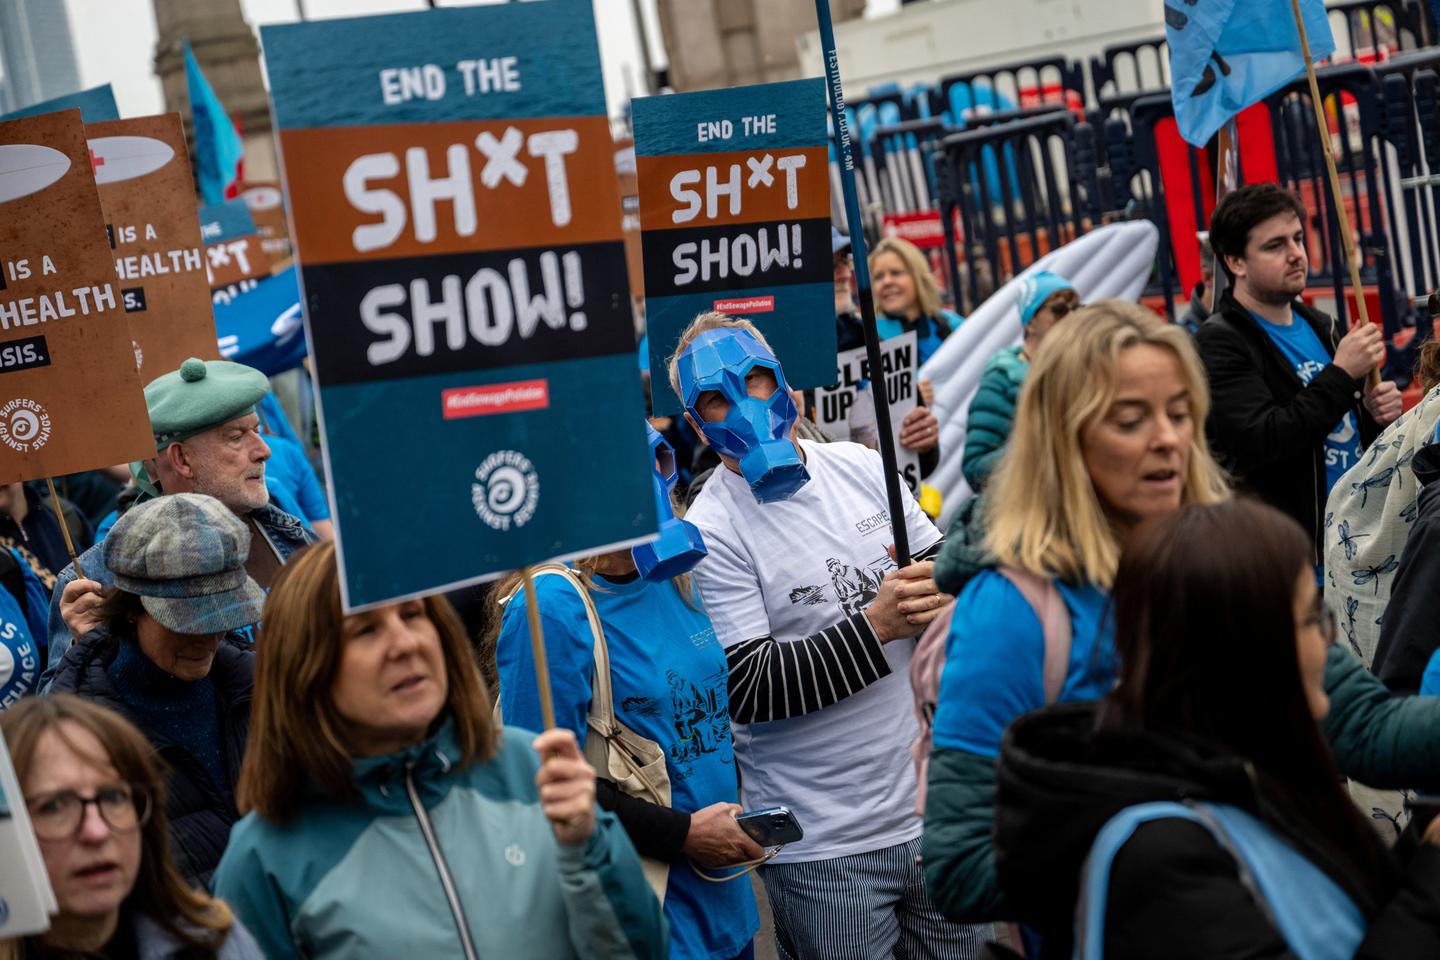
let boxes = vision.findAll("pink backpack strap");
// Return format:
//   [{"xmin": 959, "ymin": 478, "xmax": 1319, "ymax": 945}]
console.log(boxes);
[{"xmin": 997, "ymin": 566, "xmax": 1073, "ymax": 704}]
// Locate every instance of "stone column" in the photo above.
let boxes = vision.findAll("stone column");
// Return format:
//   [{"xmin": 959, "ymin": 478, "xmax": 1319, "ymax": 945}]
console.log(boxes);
[{"xmin": 151, "ymin": 0, "xmax": 278, "ymax": 184}]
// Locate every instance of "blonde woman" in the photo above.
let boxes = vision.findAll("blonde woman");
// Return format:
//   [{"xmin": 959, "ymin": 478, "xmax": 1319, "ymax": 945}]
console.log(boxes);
[
  {"xmin": 923, "ymin": 302, "xmax": 1440, "ymax": 945},
  {"xmin": 868, "ymin": 236, "xmax": 954, "ymax": 462},
  {"xmin": 869, "ymin": 236, "xmax": 962, "ymax": 367},
  {"xmin": 922, "ymin": 301, "xmax": 1229, "ymax": 930}
]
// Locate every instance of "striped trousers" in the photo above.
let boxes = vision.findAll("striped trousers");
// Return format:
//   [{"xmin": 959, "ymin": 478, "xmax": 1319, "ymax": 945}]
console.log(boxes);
[{"xmin": 760, "ymin": 836, "xmax": 992, "ymax": 959}]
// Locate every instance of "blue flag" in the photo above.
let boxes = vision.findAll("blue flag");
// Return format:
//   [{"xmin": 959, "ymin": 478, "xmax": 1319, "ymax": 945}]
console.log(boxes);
[
  {"xmin": 1166, "ymin": 0, "xmax": 1335, "ymax": 146},
  {"xmin": 184, "ymin": 40, "xmax": 245, "ymax": 203}
]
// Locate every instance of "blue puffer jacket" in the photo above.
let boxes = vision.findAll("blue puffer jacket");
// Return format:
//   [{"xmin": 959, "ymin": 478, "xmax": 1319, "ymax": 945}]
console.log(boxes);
[
  {"xmin": 42, "ymin": 500, "xmax": 315, "ymax": 687},
  {"xmin": 215, "ymin": 719, "xmax": 668, "ymax": 960},
  {"xmin": 962, "ymin": 345, "xmax": 1027, "ymax": 492}
]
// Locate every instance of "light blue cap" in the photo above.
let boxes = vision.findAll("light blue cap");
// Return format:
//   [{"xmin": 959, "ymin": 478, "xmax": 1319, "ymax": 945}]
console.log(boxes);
[{"xmin": 1016, "ymin": 270, "xmax": 1075, "ymax": 327}]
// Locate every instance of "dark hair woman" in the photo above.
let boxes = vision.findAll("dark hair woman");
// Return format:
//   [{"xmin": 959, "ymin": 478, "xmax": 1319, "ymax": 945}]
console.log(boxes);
[
  {"xmin": 213, "ymin": 541, "xmax": 667, "ymax": 960},
  {"xmin": 993, "ymin": 499, "xmax": 1440, "ymax": 958},
  {"xmin": 0, "ymin": 695, "xmax": 262, "ymax": 959}
]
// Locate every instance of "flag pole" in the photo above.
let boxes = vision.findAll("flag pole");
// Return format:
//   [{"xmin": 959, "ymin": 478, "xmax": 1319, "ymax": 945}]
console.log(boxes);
[
  {"xmin": 1289, "ymin": 0, "xmax": 1382, "ymax": 386},
  {"xmin": 813, "ymin": 0, "xmax": 912, "ymax": 567},
  {"xmin": 43, "ymin": 478, "xmax": 85, "ymax": 580},
  {"xmin": 519, "ymin": 565, "xmax": 556, "ymax": 731}
]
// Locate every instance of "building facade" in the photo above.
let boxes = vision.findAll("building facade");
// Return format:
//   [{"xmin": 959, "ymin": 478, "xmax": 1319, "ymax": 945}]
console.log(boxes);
[
  {"xmin": 0, "ymin": 0, "xmax": 82, "ymax": 114},
  {"xmin": 655, "ymin": 0, "xmax": 866, "ymax": 92}
]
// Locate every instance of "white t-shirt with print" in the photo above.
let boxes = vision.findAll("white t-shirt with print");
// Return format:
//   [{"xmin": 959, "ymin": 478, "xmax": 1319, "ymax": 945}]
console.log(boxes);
[{"xmin": 687, "ymin": 439, "xmax": 942, "ymax": 862}]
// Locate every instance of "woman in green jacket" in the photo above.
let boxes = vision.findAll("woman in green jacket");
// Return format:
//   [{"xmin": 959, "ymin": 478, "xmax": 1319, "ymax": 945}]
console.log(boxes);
[
  {"xmin": 213, "ymin": 542, "xmax": 667, "ymax": 960},
  {"xmin": 961, "ymin": 271, "xmax": 1077, "ymax": 492}
]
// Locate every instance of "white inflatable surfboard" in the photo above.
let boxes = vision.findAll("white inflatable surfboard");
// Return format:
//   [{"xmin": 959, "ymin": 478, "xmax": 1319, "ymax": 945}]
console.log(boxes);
[
  {"xmin": 0, "ymin": 144, "xmax": 71, "ymax": 204},
  {"xmin": 919, "ymin": 220, "xmax": 1161, "ymax": 526},
  {"xmin": 86, "ymin": 136, "xmax": 175, "ymax": 186}
]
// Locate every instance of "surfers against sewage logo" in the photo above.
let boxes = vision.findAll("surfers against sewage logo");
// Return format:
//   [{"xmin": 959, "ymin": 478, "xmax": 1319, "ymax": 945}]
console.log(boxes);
[
  {"xmin": 0, "ymin": 398, "xmax": 50, "ymax": 452},
  {"xmin": 472, "ymin": 450, "xmax": 539, "ymax": 531}
]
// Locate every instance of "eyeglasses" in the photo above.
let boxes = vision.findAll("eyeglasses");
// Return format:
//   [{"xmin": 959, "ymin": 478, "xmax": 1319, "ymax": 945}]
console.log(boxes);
[
  {"xmin": 1047, "ymin": 299, "xmax": 1082, "ymax": 321},
  {"xmin": 26, "ymin": 784, "xmax": 152, "ymax": 841}
]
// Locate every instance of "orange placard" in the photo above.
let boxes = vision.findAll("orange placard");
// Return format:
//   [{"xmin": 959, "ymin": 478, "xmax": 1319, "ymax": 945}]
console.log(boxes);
[
  {"xmin": 87, "ymin": 114, "xmax": 220, "ymax": 379},
  {"xmin": 635, "ymin": 145, "xmax": 830, "ymax": 232},
  {"xmin": 0, "ymin": 110, "xmax": 155, "ymax": 484},
  {"xmin": 240, "ymin": 181, "xmax": 293, "ymax": 263},
  {"xmin": 278, "ymin": 115, "xmax": 621, "ymax": 265}
]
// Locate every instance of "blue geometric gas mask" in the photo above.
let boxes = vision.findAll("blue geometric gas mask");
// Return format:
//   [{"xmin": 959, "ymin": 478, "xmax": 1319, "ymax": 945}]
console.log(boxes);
[
  {"xmin": 631, "ymin": 423, "xmax": 708, "ymax": 582},
  {"xmin": 675, "ymin": 327, "xmax": 810, "ymax": 503}
]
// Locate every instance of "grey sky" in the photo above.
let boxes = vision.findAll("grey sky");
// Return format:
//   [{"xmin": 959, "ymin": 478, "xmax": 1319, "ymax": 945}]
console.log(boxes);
[
  {"xmin": 62, "ymin": 0, "xmax": 900, "ymax": 120},
  {"xmin": 62, "ymin": 0, "xmax": 670, "ymax": 120}
]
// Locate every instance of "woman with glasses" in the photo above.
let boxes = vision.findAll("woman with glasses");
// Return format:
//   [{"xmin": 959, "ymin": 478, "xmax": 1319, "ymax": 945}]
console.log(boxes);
[
  {"xmin": 992, "ymin": 499, "xmax": 1440, "ymax": 958},
  {"xmin": 961, "ymin": 270, "xmax": 1079, "ymax": 493},
  {"xmin": 0, "ymin": 694, "xmax": 262, "ymax": 959}
]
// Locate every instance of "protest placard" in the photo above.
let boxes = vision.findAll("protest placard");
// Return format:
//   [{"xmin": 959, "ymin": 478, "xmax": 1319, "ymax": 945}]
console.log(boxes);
[
  {"xmin": 816, "ymin": 331, "xmax": 921, "ymax": 496},
  {"xmin": 87, "ymin": 114, "xmax": 220, "ymax": 378},
  {"xmin": 199, "ymin": 198, "xmax": 270, "ymax": 306},
  {"xmin": 0, "ymin": 111, "xmax": 154, "ymax": 486},
  {"xmin": 633, "ymin": 78, "xmax": 835, "ymax": 414},
  {"xmin": 0, "ymin": 85, "xmax": 120, "ymax": 123},
  {"xmin": 0, "ymin": 731, "xmax": 56, "ymax": 940},
  {"xmin": 239, "ymin": 181, "xmax": 293, "ymax": 262},
  {"xmin": 262, "ymin": 1, "xmax": 654, "ymax": 609}
]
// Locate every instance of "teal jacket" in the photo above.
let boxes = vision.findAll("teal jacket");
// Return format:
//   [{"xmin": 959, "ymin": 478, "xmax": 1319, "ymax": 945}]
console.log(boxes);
[
  {"xmin": 214, "ymin": 720, "xmax": 667, "ymax": 960},
  {"xmin": 962, "ymin": 345, "xmax": 1027, "ymax": 492}
]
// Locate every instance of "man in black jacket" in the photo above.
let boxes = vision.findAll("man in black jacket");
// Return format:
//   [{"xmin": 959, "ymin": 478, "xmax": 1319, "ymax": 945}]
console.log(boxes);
[{"xmin": 1196, "ymin": 184, "xmax": 1402, "ymax": 556}]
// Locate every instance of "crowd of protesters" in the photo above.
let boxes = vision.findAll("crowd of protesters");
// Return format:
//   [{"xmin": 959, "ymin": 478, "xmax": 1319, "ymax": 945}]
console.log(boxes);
[{"xmin": 6, "ymin": 178, "xmax": 1440, "ymax": 960}]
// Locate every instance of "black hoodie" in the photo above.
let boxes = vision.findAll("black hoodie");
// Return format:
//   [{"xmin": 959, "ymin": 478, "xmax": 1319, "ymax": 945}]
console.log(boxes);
[{"xmin": 994, "ymin": 703, "xmax": 1440, "ymax": 959}]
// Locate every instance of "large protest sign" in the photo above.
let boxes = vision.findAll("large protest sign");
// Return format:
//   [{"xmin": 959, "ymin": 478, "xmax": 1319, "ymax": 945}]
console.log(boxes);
[
  {"xmin": 633, "ymin": 78, "xmax": 835, "ymax": 414},
  {"xmin": 816, "ymin": 331, "xmax": 921, "ymax": 495},
  {"xmin": 199, "ymin": 199, "xmax": 270, "ymax": 306},
  {"xmin": 0, "ymin": 111, "xmax": 155, "ymax": 485},
  {"xmin": 1, "ymin": 85, "xmax": 120, "ymax": 123},
  {"xmin": 214, "ymin": 266, "xmax": 306, "ymax": 376},
  {"xmin": 239, "ymin": 181, "xmax": 293, "ymax": 262},
  {"xmin": 262, "ymin": 2, "xmax": 654, "ymax": 609},
  {"xmin": 88, "ymin": 114, "xmax": 220, "ymax": 378}
]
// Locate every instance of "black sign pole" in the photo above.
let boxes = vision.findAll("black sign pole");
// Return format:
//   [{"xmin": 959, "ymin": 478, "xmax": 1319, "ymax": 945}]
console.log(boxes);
[{"xmin": 814, "ymin": 0, "xmax": 912, "ymax": 566}]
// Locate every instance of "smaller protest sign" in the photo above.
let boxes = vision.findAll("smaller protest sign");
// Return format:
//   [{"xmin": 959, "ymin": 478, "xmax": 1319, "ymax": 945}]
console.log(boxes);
[
  {"xmin": 816, "ymin": 331, "xmax": 921, "ymax": 495},
  {"xmin": 239, "ymin": 181, "xmax": 293, "ymax": 262},
  {"xmin": 199, "ymin": 199, "xmax": 271, "ymax": 306},
  {"xmin": 0, "ymin": 714, "xmax": 59, "ymax": 939},
  {"xmin": 87, "ymin": 114, "xmax": 220, "ymax": 378},
  {"xmin": 633, "ymin": 78, "xmax": 835, "ymax": 414},
  {"xmin": 1, "ymin": 85, "xmax": 120, "ymax": 123},
  {"xmin": 214, "ymin": 265, "xmax": 306, "ymax": 375},
  {"xmin": 0, "ymin": 110, "xmax": 155, "ymax": 485}
]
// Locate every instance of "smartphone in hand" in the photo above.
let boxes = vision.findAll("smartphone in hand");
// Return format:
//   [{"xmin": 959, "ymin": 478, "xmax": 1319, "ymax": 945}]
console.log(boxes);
[{"xmin": 736, "ymin": 806, "xmax": 804, "ymax": 847}]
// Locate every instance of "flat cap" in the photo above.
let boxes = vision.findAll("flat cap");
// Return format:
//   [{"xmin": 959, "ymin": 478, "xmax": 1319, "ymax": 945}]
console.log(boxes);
[{"xmin": 145, "ymin": 357, "xmax": 270, "ymax": 448}]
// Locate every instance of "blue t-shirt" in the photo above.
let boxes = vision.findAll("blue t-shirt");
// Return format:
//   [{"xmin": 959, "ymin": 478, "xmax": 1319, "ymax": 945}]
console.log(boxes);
[
  {"xmin": 1254, "ymin": 312, "xmax": 1363, "ymax": 495},
  {"xmin": 497, "ymin": 571, "xmax": 758, "ymax": 960},
  {"xmin": 932, "ymin": 571, "xmax": 1116, "ymax": 758},
  {"xmin": 0, "ymin": 548, "xmax": 46, "ymax": 708},
  {"xmin": 263, "ymin": 434, "xmax": 329, "ymax": 522}
]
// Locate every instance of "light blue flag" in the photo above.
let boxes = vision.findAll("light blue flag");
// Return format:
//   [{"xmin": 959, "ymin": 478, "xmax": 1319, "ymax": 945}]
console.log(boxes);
[
  {"xmin": 184, "ymin": 40, "xmax": 244, "ymax": 204},
  {"xmin": 1166, "ymin": 0, "xmax": 1335, "ymax": 146}
]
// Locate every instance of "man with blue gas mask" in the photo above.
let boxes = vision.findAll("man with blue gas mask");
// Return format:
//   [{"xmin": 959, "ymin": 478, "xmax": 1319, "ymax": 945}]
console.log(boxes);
[
  {"xmin": 670, "ymin": 313, "xmax": 989, "ymax": 959},
  {"xmin": 492, "ymin": 422, "xmax": 763, "ymax": 960}
]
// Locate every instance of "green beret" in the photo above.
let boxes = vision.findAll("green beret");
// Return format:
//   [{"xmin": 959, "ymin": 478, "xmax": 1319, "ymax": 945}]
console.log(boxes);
[{"xmin": 145, "ymin": 358, "xmax": 271, "ymax": 449}]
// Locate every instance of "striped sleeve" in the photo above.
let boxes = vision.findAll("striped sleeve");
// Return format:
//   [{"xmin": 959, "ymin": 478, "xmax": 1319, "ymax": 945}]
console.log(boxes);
[
  {"xmin": 725, "ymin": 610, "xmax": 892, "ymax": 724},
  {"xmin": 915, "ymin": 537, "xmax": 945, "ymax": 562}
]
